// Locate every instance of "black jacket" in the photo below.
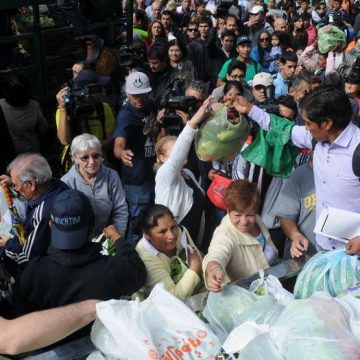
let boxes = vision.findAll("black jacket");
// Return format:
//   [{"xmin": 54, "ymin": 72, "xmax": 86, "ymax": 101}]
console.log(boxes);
[{"xmin": 20, "ymin": 240, "xmax": 147, "ymax": 311}]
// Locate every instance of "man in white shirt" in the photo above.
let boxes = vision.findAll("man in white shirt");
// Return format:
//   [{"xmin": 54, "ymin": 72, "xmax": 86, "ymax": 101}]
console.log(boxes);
[{"xmin": 234, "ymin": 86, "xmax": 360, "ymax": 254}]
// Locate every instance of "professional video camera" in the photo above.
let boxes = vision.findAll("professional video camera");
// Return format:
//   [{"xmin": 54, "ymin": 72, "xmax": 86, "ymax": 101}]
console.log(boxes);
[
  {"xmin": 160, "ymin": 78, "xmax": 198, "ymax": 129},
  {"xmin": 259, "ymin": 85, "xmax": 279, "ymax": 115},
  {"xmin": 64, "ymin": 83, "xmax": 104, "ymax": 117}
]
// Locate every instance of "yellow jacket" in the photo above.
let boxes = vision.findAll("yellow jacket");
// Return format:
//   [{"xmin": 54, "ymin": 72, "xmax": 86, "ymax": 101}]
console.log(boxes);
[
  {"xmin": 135, "ymin": 227, "xmax": 201, "ymax": 301},
  {"xmin": 203, "ymin": 215, "xmax": 278, "ymax": 284}
]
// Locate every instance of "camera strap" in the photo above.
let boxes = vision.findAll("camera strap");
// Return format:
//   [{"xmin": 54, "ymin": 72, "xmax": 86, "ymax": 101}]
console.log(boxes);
[{"xmin": 94, "ymin": 102, "xmax": 106, "ymax": 140}]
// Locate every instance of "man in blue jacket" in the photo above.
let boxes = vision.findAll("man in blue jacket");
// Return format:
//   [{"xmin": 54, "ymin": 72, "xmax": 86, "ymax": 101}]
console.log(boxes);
[
  {"xmin": 0, "ymin": 153, "xmax": 68, "ymax": 266},
  {"xmin": 20, "ymin": 190, "xmax": 146, "ymax": 314}
]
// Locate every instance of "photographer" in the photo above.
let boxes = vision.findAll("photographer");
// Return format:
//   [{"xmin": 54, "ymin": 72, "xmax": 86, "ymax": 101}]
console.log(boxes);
[
  {"xmin": 56, "ymin": 69, "xmax": 115, "ymax": 173},
  {"xmin": 251, "ymin": 72, "xmax": 279, "ymax": 115},
  {"xmin": 158, "ymin": 79, "xmax": 205, "ymax": 135}
]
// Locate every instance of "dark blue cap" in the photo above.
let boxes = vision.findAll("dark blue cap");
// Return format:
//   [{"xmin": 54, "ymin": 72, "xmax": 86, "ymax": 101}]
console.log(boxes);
[
  {"xmin": 72, "ymin": 69, "xmax": 110, "ymax": 89},
  {"xmin": 236, "ymin": 35, "xmax": 251, "ymax": 46},
  {"xmin": 51, "ymin": 190, "xmax": 94, "ymax": 250}
]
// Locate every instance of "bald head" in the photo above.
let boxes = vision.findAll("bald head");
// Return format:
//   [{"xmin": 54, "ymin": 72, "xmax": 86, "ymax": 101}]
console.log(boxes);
[{"xmin": 274, "ymin": 17, "xmax": 287, "ymax": 32}]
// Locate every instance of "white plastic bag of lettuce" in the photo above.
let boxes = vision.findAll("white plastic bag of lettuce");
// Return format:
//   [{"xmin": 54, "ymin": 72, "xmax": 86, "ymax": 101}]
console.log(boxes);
[
  {"xmin": 194, "ymin": 104, "xmax": 250, "ymax": 162},
  {"xmin": 294, "ymin": 249, "xmax": 360, "ymax": 299},
  {"xmin": 203, "ymin": 285, "xmax": 284, "ymax": 342},
  {"xmin": 249, "ymin": 271, "xmax": 294, "ymax": 305},
  {"xmin": 222, "ymin": 293, "xmax": 360, "ymax": 360},
  {"xmin": 273, "ymin": 294, "xmax": 360, "ymax": 359},
  {"xmin": 203, "ymin": 286, "xmax": 257, "ymax": 341}
]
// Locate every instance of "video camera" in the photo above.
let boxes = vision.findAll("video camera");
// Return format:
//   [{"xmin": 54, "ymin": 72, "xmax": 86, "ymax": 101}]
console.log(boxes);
[
  {"xmin": 160, "ymin": 78, "xmax": 198, "ymax": 129},
  {"xmin": 261, "ymin": 85, "xmax": 279, "ymax": 115},
  {"xmin": 63, "ymin": 83, "xmax": 104, "ymax": 117}
]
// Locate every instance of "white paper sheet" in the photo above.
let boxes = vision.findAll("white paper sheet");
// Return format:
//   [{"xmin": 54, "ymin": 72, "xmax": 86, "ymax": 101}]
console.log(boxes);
[{"xmin": 314, "ymin": 207, "xmax": 360, "ymax": 243}]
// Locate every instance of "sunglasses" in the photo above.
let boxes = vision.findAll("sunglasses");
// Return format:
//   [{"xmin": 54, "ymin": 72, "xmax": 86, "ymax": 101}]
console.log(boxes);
[
  {"xmin": 230, "ymin": 74, "xmax": 244, "ymax": 80},
  {"xmin": 259, "ymin": 37, "xmax": 270, "ymax": 42},
  {"xmin": 188, "ymin": 28, "xmax": 198, "ymax": 32},
  {"xmin": 254, "ymin": 85, "xmax": 266, "ymax": 91},
  {"xmin": 78, "ymin": 153, "xmax": 102, "ymax": 162}
]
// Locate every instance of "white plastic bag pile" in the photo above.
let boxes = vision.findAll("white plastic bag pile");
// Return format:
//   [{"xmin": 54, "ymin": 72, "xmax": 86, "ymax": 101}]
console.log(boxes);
[
  {"xmin": 203, "ymin": 275, "xmax": 360, "ymax": 360},
  {"xmin": 87, "ymin": 284, "xmax": 221, "ymax": 360}
]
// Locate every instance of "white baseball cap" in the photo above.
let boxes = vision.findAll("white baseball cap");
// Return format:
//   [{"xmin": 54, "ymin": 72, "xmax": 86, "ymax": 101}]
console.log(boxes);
[
  {"xmin": 125, "ymin": 71, "xmax": 152, "ymax": 95},
  {"xmin": 252, "ymin": 72, "xmax": 274, "ymax": 87},
  {"xmin": 249, "ymin": 5, "xmax": 264, "ymax": 14}
]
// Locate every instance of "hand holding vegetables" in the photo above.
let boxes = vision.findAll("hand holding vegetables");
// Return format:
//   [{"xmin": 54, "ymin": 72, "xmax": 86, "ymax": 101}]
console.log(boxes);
[
  {"xmin": 232, "ymin": 96, "xmax": 253, "ymax": 115},
  {"xmin": 346, "ymin": 236, "xmax": 360, "ymax": 255},
  {"xmin": 103, "ymin": 225, "xmax": 121, "ymax": 242},
  {"xmin": 187, "ymin": 95, "xmax": 213, "ymax": 129},
  {"xmin": 205, "ymin": 261, "xmax": 225, "ymax": 292}
]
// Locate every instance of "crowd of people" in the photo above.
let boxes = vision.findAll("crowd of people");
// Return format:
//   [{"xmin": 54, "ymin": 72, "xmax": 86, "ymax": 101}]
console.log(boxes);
[{"xmin": 1, "ymin": 0, "xmax": 360, "ymax": 355}]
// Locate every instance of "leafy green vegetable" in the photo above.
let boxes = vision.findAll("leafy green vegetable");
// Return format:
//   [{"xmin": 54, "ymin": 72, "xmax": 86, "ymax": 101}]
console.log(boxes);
[
  {"xmin": 195, "ymin": 105, "xmax": 249, "ymax": 162},
  {"xmin": 294, "ymin": 250, "xmax": 360, "ymax": 298}
]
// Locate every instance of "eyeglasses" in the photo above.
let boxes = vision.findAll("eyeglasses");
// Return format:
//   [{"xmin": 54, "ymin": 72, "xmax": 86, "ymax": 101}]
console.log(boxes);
[
  {"xmin": 78, "ymin": 153, "xmax": 102, "ymax": 162},
  {"xmin": 259, "ymin": 37, "xmax": 270, "ymax": 42},
  {"xmin": 254, "ymin": 85, "xmax": 266, "ymax": 91},
  {"xmin": 188, "ymin": 28, "xmax": 198, "ymax": 32},
  {"xmin": 230, "ymin": 74, "xmax": 244, "ymax": 80},
  {"xmin": 11, "ymin": 180, "xmax": 29, "ymax": 195}
]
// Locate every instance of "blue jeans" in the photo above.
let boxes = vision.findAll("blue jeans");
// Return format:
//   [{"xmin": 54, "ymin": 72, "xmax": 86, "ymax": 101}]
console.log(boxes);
[{"xmin": 123, "ymin": 181, "xmax": 154, "ymax": 246}]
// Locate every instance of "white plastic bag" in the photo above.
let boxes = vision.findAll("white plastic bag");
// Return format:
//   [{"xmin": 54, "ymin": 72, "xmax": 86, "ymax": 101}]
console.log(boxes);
[
  {"xmin": 220, "ymin": 293, "xmax": 360, "ymax": 360},
  {"xmin": 203, "ymin": 285, "xmax": 257, "ymax": 340},
  {"xmin": 336, "ymin": 295, "xmax": 360, "ymax": 342},
  {"xmin": 249, "ymin": 271, "xmax": 294, "ymax": 305},
  {"xmin": 90, "ymin": 284, "xmax": 221, "ymax": 359},
  {"xmin": 273, "ymin": 294, "xmax": 360, "ymax": 360}
]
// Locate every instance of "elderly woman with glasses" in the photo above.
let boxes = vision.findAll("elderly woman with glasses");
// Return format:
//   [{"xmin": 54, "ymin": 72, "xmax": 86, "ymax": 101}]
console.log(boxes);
[{"xmin": 61, "ymin": 133, "xmax": 128, "ymax": 237}]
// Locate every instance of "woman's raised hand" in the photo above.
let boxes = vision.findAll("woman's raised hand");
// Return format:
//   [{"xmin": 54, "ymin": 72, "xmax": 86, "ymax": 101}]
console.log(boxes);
[{"xmin": 187, "ymin": 95, "xmax": 214, "ymax": 128}]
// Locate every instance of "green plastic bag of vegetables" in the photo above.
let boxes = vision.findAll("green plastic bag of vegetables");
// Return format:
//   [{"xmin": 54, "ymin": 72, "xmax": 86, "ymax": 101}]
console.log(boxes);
[
  {"xmin": 317, "ymin": 25, "xmax": 347, "ymax": 54},
  {"xmin": 195, "ymin": 105, "xmax": 250, "ymax": 162},
  {"xmin": 294, "ymin": 249, "xmax": 360, "ymax": 299}
]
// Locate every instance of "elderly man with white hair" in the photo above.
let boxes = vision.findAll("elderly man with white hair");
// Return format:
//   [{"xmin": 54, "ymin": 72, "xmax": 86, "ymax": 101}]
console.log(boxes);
[{"xmin": 0, "ymin": 154, "xmax": 68, "ymax": 265}]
